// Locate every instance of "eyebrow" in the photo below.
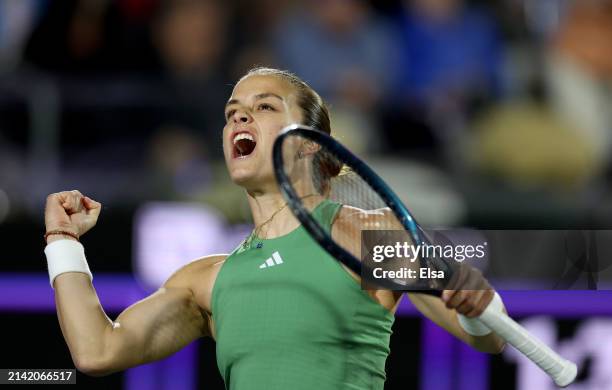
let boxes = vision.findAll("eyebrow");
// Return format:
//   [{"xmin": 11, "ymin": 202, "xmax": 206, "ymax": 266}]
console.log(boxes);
[{"xmin": 225, "ymin": 92, "xmax": 284, "ymax": 109}]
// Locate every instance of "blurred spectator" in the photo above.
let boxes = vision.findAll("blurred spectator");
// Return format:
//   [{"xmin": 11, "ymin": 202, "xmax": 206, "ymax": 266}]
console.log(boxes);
[
  {"xmin": 23, "ymin": 0, "xmax": 157, "ymax": 74},
  {"xmin": 153, "ymin": 0, "xmax": 226, "ymax": 81},
  {"xmin": 546, "ymin": 0, "xmax": 612, "ymax": 165},
  {"xmin": 25, "ymin": 0, "xmax": 117, "ymax": 73},
  {"xmin": 228, "ymin": 0, "xmax": 291, "ymax": 80},
  {"xmin": 273, "ymin": 0, "xmax": 398, "ymax": 110},
  {"xmin": 230, "ymin": 0, "xmax": 290, "ymax": 45},
  {"xmin": 0, "ymin": 0, "xmax": 45, "ymax": 73},
  {"xmin": 465, "ymin": 101, "xmax": 601, "ymax": 191},
  {"xmin": 385, "ymin": 0, "xmax": 504, "ymax": 153},
  {"xmin": 395, "ymin": 0, "xmax": 504, "ymax": 105},
  {"xmin": 145, "ymin": 124, "xmax": 212, "ymax": 200},
  {"xmin": 272, "ymin": 0, "xmax": 399, "ymax": 154},
  {"xmin": 151, "ymin": 0, "xmax": 230, "ymax": 149}
]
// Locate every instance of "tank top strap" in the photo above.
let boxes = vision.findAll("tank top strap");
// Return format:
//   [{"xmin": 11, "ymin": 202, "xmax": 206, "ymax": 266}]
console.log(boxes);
[{"xmin": 311, "ymin": 199, "xmax": 343, "ymax": 234}]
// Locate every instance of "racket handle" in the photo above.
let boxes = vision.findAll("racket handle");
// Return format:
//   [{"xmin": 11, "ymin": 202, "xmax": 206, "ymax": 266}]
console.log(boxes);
[{"xmin": 477, "ymin": 306, "xmax": 577, "ymax": 388}]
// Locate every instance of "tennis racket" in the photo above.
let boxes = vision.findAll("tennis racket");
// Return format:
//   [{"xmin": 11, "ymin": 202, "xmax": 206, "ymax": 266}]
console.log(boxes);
[{"xmin": 272, "ymin": 124, "xmax": 577, "ymax": 388}]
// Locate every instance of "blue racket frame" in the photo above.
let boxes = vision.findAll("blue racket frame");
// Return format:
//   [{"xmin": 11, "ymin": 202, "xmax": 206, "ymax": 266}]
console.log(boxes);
[{"xmin": 273, "ymin": 124, "xmax": 441, "ymax": 293}]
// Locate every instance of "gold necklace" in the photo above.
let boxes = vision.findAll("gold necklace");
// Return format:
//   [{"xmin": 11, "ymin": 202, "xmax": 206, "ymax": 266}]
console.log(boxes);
[{"xmin": 242, "ymin": 194, "xmax": 318, "ymax": 250}]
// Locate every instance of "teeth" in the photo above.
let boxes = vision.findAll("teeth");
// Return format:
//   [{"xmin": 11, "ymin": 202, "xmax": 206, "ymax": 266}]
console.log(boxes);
[{"xmin": 233, "ymin": 133, "xmax": 254, "ymax": 145}]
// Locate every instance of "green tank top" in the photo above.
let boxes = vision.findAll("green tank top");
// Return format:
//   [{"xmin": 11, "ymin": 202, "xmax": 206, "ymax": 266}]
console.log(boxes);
[{"xmin": 211, "ymin": 200, "xmax": 395, "ymax": 390}]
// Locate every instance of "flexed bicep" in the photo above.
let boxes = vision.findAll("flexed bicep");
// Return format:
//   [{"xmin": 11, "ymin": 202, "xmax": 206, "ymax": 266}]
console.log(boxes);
[
  {"xmin": 57, "ymin": 256, "xmax": 222, "ymax": 377},
  {"xmin": 100, "ymin": 285, "xmax": 209, "ymax": 373}
]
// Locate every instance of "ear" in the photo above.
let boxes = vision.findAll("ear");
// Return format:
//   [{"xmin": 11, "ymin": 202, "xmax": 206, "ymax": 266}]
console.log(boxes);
[{"xmin": 300, "ymin": 140, "xmax": 321, "ymax": 156}]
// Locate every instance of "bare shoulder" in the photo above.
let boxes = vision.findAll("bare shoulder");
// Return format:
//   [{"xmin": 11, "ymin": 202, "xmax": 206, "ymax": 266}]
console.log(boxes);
[
  {"xmin": 164, "ymin": 254, "xmax": 228, "ymax": 314},
  {"xmin": 164, "ymin": 254, "xmax": 227, "ymax": 287},
  {"xmin": 331, "ymin": 205, "xmax": 404, "ymax": 312}
]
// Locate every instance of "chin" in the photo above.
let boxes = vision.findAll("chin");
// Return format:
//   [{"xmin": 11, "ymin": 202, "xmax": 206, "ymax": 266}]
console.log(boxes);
[
  {"xmin": 229, "ymin": 167, "xmax": 278, "ymax": 194},
  {"xmin": 228, "ymin": 167, "xmax": 258, "ymax": 187}
]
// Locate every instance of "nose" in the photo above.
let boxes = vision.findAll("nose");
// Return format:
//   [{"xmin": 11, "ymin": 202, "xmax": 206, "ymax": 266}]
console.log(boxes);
[{"xmin": 233, "ymin": 109, "xmax": 252, "ymax": 124}]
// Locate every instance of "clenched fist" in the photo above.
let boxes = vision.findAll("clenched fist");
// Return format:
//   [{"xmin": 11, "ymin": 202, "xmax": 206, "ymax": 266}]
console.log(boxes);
[
  {"xmin": 442, "ymin": 263, "xmax": 494, "ymax": 318},
  {"xmin": 45, "ymin": 190, "xmax": 102, "ymax": 243}
]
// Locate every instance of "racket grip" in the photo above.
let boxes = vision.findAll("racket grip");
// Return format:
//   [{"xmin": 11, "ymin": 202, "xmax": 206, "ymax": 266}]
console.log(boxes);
[{"xmin": 477, "ymin": 305, "xmax": 577, "ymax": 388}]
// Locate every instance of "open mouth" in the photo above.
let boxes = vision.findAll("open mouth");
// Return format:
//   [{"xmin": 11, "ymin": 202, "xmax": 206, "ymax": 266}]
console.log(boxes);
[{"xmin": 233, "ymin": 132, "xmax": 257, "ymax": 158}]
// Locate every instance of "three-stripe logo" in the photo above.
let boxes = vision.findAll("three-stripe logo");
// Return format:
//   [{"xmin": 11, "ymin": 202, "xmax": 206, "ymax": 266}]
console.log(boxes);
[{"xmin": 259, "ymin": 251, "xmax": 284, "ymax": 269}]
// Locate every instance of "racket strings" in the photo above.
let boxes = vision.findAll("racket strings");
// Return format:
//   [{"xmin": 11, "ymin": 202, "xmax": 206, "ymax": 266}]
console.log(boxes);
[{"xmin": 282, "ymin": 133, "xmax": 448, "ymax": 290}]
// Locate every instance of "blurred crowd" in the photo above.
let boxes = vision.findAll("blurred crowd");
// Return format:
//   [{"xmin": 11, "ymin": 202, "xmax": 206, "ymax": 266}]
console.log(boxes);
[{"xmin": 1, "ymin": 0, "xmax": 612, "ymax": 227}]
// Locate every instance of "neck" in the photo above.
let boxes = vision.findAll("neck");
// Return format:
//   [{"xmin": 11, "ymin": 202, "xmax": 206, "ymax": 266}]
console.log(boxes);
[
  {"xmin": 247, "ymin": 190, "xmax": 285, "ymax": 225},
  {"xmin": 246, "ymin": 188, "xmax": 323, "ymax": 239}
]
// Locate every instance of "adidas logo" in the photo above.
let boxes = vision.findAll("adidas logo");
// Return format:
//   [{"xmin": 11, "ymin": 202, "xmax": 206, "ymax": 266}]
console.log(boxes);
[{"xmin": 259, "ymin": 251, "xmax": 284, "ymax": 269}]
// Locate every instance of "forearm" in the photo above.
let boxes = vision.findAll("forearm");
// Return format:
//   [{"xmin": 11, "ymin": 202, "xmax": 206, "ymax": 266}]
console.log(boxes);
[
  {"xmin": 435, "ymin": 307, "xmax": 507, "ymax": 354},
  {"xmin": 54, "ymin": 272, "xmax": 114, "ymax": 371},
  {"xmin": 46, "ymin": 232, "xmax": 113, "ymax": 371},
  {"xmin": 454, "ymin": 292, "xmax": 507, "ymax": 354},
  {"xmin": 452, "ymin": 293, "xmax": 507, "ymax": 353},
  {"xmin": 44, "ymin": 190, "xmax": 211, "ymax": 377},
  {"xmin": 44, "ymin": 192, "xmax": 207, "ymax": 376},
  {"xmin": 465, "ymin": 328, "xmax": 506, "ymax": 354},
  {"xmin": 408, "ymin": 293, "xmax": 506, "ymax": 354}
]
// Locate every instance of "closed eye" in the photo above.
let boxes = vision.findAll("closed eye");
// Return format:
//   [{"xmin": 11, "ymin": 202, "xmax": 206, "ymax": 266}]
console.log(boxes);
[
  {"xmin": 257, "ymin": 103, "xmax": 275, "ymax": 111},
  {"xmin": 225, "ymin": 109, "xmax": 236, "ymax": 121}
]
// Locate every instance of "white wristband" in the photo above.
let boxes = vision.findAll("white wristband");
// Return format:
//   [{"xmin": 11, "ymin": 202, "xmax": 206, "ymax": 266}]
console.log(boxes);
[
  {"xmin": 44, "ymin": 239, "xmax": 93, "ymax": 288},
  {"xmin": 458, "ymin": 292, "xmax": 504, "ymax": 336}
]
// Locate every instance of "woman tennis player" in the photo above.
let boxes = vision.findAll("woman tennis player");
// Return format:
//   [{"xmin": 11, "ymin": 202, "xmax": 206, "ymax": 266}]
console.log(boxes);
[{"xmin": 44, "ymin": 67, "xmax": 506, "ymax": 389}]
